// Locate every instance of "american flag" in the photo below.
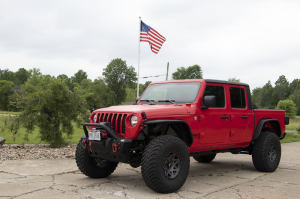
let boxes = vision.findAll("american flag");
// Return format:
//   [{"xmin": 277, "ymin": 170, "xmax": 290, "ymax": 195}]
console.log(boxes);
[{"xmin": 140, "ymin": 21, "xmax": 166, "ymax": 54}]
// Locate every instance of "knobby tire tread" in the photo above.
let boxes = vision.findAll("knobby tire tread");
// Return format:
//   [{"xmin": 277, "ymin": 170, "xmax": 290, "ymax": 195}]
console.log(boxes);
[
  {"xmin": 252, "ymin": 132, "xmax": 281, "ymax": 172},
  {"xmin": 141, "ymin": 135, "xmax": 190, "ymax": 193},
  {"xmin": 75, "ymin": 140, "xmax": 118, "ymax": 178}
]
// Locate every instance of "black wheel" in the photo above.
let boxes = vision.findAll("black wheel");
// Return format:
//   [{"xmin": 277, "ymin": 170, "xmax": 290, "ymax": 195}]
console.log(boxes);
[
  {"xmin": 252, "ymin": 132, "xmax": 281, "ymax": 172},
  {"xmin": 75, "ymin": 140, "xmax": 118, "ymax": 178},
  {"xmin": 193, "ymin": 154, "xmax": 216, "ymax": 163},
  {"xmin": 141, "ymin": 135, "xmax": 190, "ymax": 193}
]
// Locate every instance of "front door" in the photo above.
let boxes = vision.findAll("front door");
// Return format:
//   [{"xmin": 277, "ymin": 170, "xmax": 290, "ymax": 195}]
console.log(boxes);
[{"xmin": 198, "ymin": 84, "xmax": 230, "ymax": 145}]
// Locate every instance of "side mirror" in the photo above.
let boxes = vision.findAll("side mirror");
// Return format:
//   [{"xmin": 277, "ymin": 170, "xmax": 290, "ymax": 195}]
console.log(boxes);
[{"xmin": 201, "ymin": 96, "xmax": 216, "ymax": 110}]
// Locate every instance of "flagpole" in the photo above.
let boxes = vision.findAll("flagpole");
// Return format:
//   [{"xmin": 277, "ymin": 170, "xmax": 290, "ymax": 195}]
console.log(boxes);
[{"xmin": 137, "ymin": 17, "xmax": 141, "ymax": 98}]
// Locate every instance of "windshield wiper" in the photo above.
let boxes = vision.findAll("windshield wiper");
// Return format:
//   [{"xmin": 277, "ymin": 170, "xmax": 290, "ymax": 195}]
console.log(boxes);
[
  {"xmin": 158, "ymin": 100, "xmax": 175, "ymax": 104},
  {"xmin": 139, "ymin": 99, "xmax": 155, "ymax": 105}
]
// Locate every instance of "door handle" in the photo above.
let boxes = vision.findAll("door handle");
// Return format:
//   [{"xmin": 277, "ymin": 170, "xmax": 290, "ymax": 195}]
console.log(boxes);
[
  {"xmin": 221, "ymin": 116, "xmax": 229, "ymax": 119},
  {"xmin": 241, "ymin": 116, "xmax": 248, "ymax": 119}
]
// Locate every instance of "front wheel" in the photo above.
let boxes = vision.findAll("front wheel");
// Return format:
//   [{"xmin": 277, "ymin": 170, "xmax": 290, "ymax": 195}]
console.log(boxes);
[
  {"xmin": 75, "ymin": 139, "xmax": 118, "ymax": 178},
  {"xmin": 141, "ymin": 135, "xmax": 190, "ymax": 193},
  {"xmin": 252, "ymin": 132, "xmax": 281, "ymax": 172}
]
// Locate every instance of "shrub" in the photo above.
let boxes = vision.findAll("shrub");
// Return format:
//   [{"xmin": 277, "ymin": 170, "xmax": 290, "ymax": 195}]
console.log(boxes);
[{"xmin": 276, "ymin": 99, "xmax": 297, "ymax": 119}]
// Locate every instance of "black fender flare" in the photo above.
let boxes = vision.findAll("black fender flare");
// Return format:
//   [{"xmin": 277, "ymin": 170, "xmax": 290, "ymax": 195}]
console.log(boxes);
[
  {"xmin": 141, "ymin": 119, "xmax": 193, "ymax": 147},
  {"xmin": 252, "ymin": 119, "xmax": 282, "ymax": 141}
]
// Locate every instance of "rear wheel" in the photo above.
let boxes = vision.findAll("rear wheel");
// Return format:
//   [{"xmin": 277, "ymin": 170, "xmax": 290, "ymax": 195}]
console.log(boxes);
[
  {"xmin": 252, "ymin": 132, "xmax": 281, "ymax": 172},
  {"xmin": 193, "ymin": 154, "xmax": 216, "ymax": 163},
  {"xmin": 75, "ymin": 139, "xmax": 118, "ymax": 178},
  {"xmin": 141, "ymin": 135, "xmax": 190, "ymax": 193}
]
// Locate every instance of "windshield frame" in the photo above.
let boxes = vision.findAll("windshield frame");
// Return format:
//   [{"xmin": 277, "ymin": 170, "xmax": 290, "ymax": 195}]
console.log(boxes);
[{"xmin": 139, "ymin": 82, "xmax": 201, "ymax": 103}]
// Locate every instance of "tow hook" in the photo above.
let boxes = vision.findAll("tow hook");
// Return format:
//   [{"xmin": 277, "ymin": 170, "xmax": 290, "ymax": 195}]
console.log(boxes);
[
  {"xmin": 112, "ymin": 144, "xmax": 118, "ymax": 153},
  {"xmin": 82, "ymin": 140, "xmax": 87, "ymax": 149}
]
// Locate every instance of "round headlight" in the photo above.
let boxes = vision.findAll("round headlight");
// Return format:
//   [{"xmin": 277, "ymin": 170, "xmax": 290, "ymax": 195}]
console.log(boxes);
[
  {"xmin": 130, "ymin": 115, "xmax": 138, "ymax": 127},
  {"xmin": 93, "ymin": 114, "xmax": 97, "ymax": 123}
]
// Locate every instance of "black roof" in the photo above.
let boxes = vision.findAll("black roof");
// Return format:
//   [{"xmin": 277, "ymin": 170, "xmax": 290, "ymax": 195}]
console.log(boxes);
[{"xmin": 204, "ymin": 79, "xmax": 249, "ymax": 87}]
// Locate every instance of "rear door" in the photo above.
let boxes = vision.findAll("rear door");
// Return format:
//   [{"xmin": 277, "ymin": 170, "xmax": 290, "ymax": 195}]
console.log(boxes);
[{"xmin": 228, "ymin": 85, "xmax": 254, "ymax": 142}]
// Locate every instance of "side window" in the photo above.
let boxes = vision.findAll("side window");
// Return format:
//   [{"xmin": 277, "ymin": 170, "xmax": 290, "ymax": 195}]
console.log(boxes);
[
  {"xmin": 230, "ymin": 87, "xmax": 246, "ymax": 108},
  {"xmin": 203, "ymin": 85, "xmax": 225, "ymax": 108}
]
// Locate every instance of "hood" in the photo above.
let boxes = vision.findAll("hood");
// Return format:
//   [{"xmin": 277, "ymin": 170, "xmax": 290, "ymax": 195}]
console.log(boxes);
[{"xmin": 94, "ymin": 104, "xmax": 189, "ymax": 117}]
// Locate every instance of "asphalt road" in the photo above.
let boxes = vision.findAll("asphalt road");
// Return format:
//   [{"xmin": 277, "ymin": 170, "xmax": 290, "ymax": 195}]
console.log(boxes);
[{"xmin": 0, "ymin": 142, "xmax": 300, "ymax": 199}]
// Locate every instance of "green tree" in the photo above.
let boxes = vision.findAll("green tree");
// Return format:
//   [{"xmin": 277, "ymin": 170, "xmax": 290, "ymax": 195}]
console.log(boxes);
[
  {"xmin": 273, "ymin": 75, "xmax": 290, "ymax": 105},
  {"xmin": 57, "ymin": 74, "xmax": 72, "ymax": 90},
  {"xmin": 252, "ymin": 87, "xmax": 263, "ymax": 108},
  {"xmin": 276, "ymin": 99, "xmax": 297, "ymax": 119},
  {"xmin": 139, "ymin": 81, "xmax": 152, "ymax": 96},
  {"xmin": 228, "ymin": 77, "xmax": 240, "ymax": 82},
  {"xmin": 11, "ymin": 77, "xmax": 87, "ymax": 147},
  {"xmin": 71, "ymin": 70, "xmax": 87, "ymax": 84},
  {"xmin": 172, "ymin": 65, "xmax": 203, "ymax": 80},
  {"xmin": 0, "ymin": 80, "xmax": 14, "ymax": 110},
  {"xmin": 289, "ymin": 79, "xmax": 300, "ymax": 115},
  {"xmin": 78, "ymin": 78, "xmax": 113, "ymax": 112},
  {"xmin": 125, "ymin": 87, "xmax": 136, "ymax": 102},
  {"xmin": 0, "ymin": 69, "xmax": 15, "ymax": 82},
  {"xmin": 15, "ymin": 68, "xmax": 30, "ymax": 85},
  {"xmin": 102, "ymin": 58, "xmax": 137, "ymax": 105},
  {"xmin": 260, "ymin": 81, "xmax": 275, "ymax": 109}
]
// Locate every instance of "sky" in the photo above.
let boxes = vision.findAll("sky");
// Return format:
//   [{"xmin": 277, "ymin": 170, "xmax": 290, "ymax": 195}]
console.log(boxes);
[{"xmin": 0, "ymin": 0, "xmax": 299, "ymax": 91}]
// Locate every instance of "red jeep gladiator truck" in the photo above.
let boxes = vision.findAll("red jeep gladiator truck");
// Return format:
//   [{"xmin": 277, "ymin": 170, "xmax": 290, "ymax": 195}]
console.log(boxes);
[{"xmin": 76, "ymin": 79, "xmax": 289, "ymax": 193}]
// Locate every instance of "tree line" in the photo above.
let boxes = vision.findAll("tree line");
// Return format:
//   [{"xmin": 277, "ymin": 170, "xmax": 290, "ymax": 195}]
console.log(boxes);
[
  {"xmin": 2, "ymin": 60, "xmax": 298, "ymax": 146},
  {"xmin": 252, "ymin": 75, "xmax": 299, "ymax": 117}
]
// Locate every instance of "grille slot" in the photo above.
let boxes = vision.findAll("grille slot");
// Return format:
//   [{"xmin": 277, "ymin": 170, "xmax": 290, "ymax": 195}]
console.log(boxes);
[
  {"xmin": 122, "ymin": 114, "xmax": 127, "ymax": 134},
  {"xmin": 112, "ymin": 114, "xmax": 117, "ymax": 132},
  {"xmin": 100, "ymin": 113, "xmax": 104, "ymax": 122},
  {"xmin": 117, "ymin": 114, "xmax": 122, "ymax": 134},
  {"xmin": 104, "ymin": 113, "xmax": 108, "ymax": 122},
  {"xmin": 97, "ymin": 113, "xmax": 100, "ymax": 123},
  {"xmin": 108, "ymin": 114, "xmax": 113, "ymax": 124}
]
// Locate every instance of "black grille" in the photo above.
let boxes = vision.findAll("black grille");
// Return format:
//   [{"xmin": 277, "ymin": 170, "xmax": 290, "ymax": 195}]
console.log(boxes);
[{"xmin": 95, "ymin": 112, "xmax": 127, "ymax": 135}]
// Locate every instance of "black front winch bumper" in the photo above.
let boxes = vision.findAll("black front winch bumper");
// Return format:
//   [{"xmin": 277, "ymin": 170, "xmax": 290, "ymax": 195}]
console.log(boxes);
[{"xmin": 82, "ymin": 123, "xmax": 132, "ymax": 163}]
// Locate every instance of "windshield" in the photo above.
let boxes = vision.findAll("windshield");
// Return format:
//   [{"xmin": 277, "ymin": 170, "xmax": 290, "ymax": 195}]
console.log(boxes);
[{"xmin": 140, "ymin": 82, "xmax": 201, "ymax": 103}]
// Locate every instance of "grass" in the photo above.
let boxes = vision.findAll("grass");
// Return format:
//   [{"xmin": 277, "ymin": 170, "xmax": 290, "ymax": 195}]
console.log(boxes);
[
  {"xmin": 285, "ymin": 115, "xmax": 300, "ymax": 131},
  {"xmin": 280, "ymin": 133, "xmax": 300, "ymax": 144},
  {"xmin": 1, "ymin": 111, "xmax": 300, "ymax": 145},
  {"xmin": 0, "ymin": 115, "xmax": 84, "ymax": 145}
]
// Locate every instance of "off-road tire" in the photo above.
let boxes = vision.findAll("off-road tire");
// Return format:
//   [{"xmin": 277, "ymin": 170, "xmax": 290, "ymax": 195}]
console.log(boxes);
[
  {"xmin": 75, "ymin": 140, "xmax": 118, "ymax": 178},
  {"xmin": 193, "ymin": 154, "xmax": 216, "ymax": 163},
  {"xmin": 141, "ymin": 135, "xmax": 190, "ymax": 193},
  {"xmin": 252, "ymin": 132, "xmax": 281, "ymax": 172}
]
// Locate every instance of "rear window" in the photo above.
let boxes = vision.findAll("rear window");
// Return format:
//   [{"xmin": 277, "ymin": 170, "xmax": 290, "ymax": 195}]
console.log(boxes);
[{"xmin": 230, "ymin": 87, "xmax": 246, "ymax": 108}]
